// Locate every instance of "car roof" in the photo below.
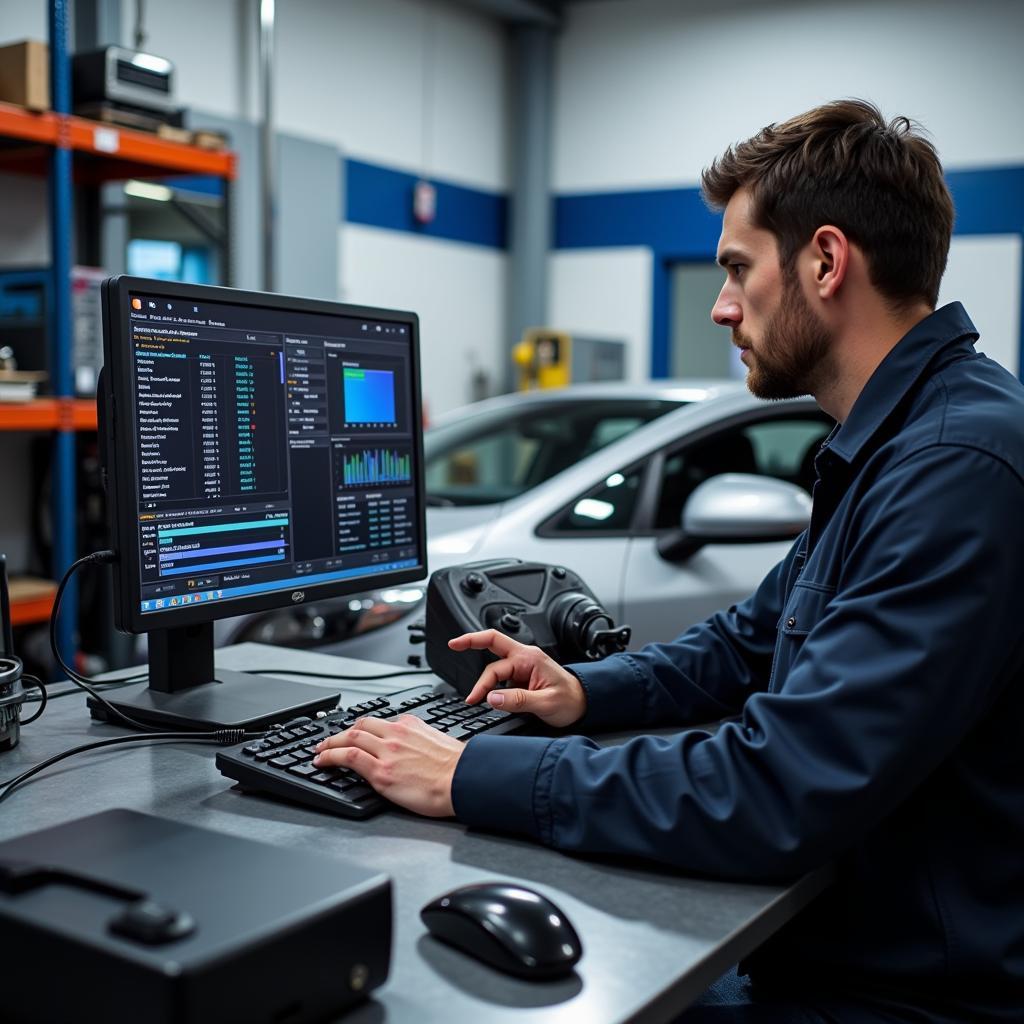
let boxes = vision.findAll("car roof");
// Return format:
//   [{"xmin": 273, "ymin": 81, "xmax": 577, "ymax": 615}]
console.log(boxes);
[{"xmin": 427, "ymin": 379, "xmax": 749, "ymax": 428}]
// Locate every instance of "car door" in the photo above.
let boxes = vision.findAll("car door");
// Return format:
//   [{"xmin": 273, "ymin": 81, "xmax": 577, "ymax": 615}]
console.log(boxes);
[
  {"xmin": 615, "ymin": 408, "xmax": 832, "ymax": 647},
  {"xmin": 501, "ymin": 462, "xmax": 647, "ymax": 625}
]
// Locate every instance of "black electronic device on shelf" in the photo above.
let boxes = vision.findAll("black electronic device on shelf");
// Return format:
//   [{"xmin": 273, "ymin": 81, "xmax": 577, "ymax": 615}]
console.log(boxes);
[
  {"xmin": 96, "ymin": 276, "xmax": 427, "ymax": 730},
  {"xmin": 420, "ymin": 558, "xmax": 632, "ymax": 698},
  {"xmin": 216, "ymin": 683, "xmax": 525, "ymax": 819}
]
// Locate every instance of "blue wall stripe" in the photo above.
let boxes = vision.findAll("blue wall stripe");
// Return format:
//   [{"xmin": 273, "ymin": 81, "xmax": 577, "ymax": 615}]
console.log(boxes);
[
  {"xmin": 154, "ymin": 174, "xmax": 225, "ymax": 198},
  {"xmin": 345, "ymin": 158, "xmax": 507, "ymax": 249},
  {"xmin": 552, "ymin": 166, "xmax": 1024, "ymax": 378},
  {"xmin": 336, "ymin": 157, "xmax": 1024, "ymax": 378}
]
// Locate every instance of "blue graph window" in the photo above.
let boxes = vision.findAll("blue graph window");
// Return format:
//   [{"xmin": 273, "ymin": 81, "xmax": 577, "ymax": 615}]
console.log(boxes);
[{"xmin": 344, "ymin": 368, "xmax": 396, "ymax": 424}]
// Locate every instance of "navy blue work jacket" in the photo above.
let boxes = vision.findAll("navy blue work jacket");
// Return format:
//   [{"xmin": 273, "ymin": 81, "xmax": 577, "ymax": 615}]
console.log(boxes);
[{"xmin": 452, "ymin": 303, "xmax": 1024, "ymax": 1022}]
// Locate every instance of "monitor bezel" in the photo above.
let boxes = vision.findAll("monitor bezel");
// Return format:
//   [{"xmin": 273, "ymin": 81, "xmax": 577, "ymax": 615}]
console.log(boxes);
[{"xmin": 101, "ymin": 275, "xmax": 428, "ymax": 637}]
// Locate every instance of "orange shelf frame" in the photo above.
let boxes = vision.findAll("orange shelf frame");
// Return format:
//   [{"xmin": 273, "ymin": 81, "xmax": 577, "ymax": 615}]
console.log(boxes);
[
  {"xmin": 0, "ymin": 101, "xmax": 236, "ymax": 181},
  {"xmin": 0, "ymin": 398, "xmax": 97, "ymax": 431},
  {"xmin": 8, "ymin": 577, "xmax": 57, "ymax": 627}
]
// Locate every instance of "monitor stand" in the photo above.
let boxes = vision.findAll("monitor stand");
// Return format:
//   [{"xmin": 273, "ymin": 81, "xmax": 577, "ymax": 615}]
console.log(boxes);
[{"xmin": 86, "ymin": 623, "xmax": 340, "ymax": 731}]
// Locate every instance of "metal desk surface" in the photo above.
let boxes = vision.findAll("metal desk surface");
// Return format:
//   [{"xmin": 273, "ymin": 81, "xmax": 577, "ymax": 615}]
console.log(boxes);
[{"xmin": 0, "ymin": 643, "xmax": 833, "ymax": 1023}]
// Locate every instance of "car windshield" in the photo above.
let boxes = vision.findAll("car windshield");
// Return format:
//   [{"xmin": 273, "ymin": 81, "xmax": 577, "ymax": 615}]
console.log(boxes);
[{"xmin": 423, "ymin": 398, "xmax": 685, "ymax": 506}]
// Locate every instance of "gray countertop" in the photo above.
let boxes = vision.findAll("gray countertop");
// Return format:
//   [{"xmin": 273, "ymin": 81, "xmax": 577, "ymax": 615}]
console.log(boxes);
[{"xmin": 0, "ymin": 644, "xmax": 833, "ymax": 1023}]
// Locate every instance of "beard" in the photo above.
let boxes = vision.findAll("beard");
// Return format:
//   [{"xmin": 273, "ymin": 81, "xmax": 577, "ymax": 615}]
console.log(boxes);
[{"xmin": 735, "ymin": 277, "xmax": 834, "ymax": 400}]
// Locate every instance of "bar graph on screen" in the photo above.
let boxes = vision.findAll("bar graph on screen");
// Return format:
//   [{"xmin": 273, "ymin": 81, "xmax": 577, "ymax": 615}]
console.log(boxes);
[{"xmin": 341, "ymin": 448, "xmax": 412, "ymax": 486}]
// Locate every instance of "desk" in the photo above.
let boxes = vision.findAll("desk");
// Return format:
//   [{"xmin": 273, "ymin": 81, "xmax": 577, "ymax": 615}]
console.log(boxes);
[{"xmin": 1, "ymin": 644, "xmax": 833, "ymax": 1023}]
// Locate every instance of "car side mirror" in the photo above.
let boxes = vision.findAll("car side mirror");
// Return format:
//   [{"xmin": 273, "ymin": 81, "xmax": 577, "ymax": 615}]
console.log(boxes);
[{"xmin": 656, "ymin": 473, "xmax": 813, "ymax": 563}]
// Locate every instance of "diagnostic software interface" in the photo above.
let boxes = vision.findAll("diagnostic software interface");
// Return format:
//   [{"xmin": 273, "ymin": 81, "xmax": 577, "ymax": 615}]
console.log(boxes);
[{"xmin": 127, "ymin": 291, "xmax": 422, "ymax": 615}]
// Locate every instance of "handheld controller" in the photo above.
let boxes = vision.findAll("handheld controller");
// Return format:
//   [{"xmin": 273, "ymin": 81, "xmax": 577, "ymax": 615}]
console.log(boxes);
[{"xmin": 422, "ymin": 558, "xmax": 631, "ymax": 697}]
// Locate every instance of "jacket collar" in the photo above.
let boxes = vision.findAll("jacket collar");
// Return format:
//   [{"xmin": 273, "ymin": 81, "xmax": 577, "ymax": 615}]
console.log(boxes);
[{"xmin": 826, "ymin": 302, "xmax": 979, "ymax": 464}]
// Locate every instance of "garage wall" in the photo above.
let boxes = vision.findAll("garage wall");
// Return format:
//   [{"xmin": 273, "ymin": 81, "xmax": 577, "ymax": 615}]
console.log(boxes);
[
  {"xmin": 550, "ymin": 0, "xmax": 1024, "ymax": 380},
  {"xmin": 0, "ymin": 0, "xmax": 510, "ymax": 415}
]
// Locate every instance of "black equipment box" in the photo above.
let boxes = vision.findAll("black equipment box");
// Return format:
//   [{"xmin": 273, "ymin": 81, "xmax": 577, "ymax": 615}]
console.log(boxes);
[
  {"xmin": 0, "ymin": 809, "xmax": 391, "ymax": 1024},
  {"xmin": 424, "ymin": 558, "xmax": 631, "ymax": 697}
]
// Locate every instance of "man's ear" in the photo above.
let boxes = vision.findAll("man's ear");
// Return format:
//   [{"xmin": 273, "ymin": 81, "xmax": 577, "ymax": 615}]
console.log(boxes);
[{"xmin": 811, "ymin": 225, "xmax": 849, "ymax": 299}]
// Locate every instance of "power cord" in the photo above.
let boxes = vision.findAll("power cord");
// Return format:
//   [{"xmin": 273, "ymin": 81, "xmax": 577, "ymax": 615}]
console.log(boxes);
[
  {"xmin": 246, "ymin": 667, "xmax": 433, "ymax": 681},
  {"xmin": 0, "ymin": 728, "xmax": 248, "ymax": 807},
  {"xmin": 16, "ymin": 674, "xmax": 47, "ymax": 725}
]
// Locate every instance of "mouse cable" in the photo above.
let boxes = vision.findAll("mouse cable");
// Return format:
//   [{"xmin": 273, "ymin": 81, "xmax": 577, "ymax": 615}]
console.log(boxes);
[
  {"xmin": 245, "ymin": 667, "xmax": 433, "ymax": 681},
  {"xmin": 0, "ymin": 727, "xmax": 249, "ymax": 809},
  {"xmin": 16, "ymin": 674, "xmax": 48, "ymax": 726}
]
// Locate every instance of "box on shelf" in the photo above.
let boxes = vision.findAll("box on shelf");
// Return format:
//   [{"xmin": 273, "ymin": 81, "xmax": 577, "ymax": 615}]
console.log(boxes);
[{"xmin": 0, "ymin": 40, "xmax": 49, "ymax": 112}]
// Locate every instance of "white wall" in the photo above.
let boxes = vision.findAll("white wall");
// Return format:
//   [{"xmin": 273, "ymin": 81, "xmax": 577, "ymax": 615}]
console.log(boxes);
[
  {"xmin": 0, "ymin": 0, "xmax": 511, "ymax": 412},
  {"xmin": 340, "ymin": 224, "xmax": 506, "ymax": 416},
  {"xmin": 0, "ymin": 174, "xmax": 48, "ymax": 267},
  {"xmin": 553, "ymin": 0, "xmax": 1024, "ymax": 193},
  {"xmin": 549, "ymin": 0, "xmax": 1024, "ymax": 381},
  {"xmin": 548, "ymin": 248, "xmax": 652, "ymax": 382},
  {"xmin": 0, "ymin": 0, "xmax": 47, "ymax": 42},
  {"xmin": 276, "ymin": 0, "xmax": 509, "ymax": 191},
  {"xmin": 939, "ymin": 235, "xmax": 1022, "ymax": 376}
]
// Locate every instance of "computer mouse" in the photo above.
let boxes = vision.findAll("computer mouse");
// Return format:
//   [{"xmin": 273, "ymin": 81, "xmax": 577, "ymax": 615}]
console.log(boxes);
[{"xmin": 420, "ymin": 881, "xmax": 582, "ymax": 980}]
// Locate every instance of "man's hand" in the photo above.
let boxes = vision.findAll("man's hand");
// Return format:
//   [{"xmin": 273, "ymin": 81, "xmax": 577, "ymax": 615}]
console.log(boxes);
[
  {"xmin": 450, "ymin": 629, "xmax": 587, "ymax": 728},
  {"xmin": 313, "ymin": 715, "xmax": 462, "ymax": 817}
]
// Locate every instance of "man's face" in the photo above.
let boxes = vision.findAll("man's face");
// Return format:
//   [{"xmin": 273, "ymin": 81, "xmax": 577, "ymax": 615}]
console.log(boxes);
[{"xmin": 711, "ymin": 189, "xmax": 833, "ymax": 400}]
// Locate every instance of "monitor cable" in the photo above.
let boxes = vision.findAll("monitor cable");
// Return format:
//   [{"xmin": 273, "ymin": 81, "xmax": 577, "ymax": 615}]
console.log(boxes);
[
  {"xmin": 48, "ymin": 550, "xmax": 166, "ymax": 733},
  {"xmin": 0, "ymin": 551, "xmax": 267, "ymax": 810}
]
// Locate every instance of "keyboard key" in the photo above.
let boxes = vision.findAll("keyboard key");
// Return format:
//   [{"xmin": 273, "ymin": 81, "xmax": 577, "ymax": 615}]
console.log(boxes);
[
  {"xmin": 343, "ymin": 784, "xmax": 374, "ymax": 802},
  {"xmin": 287, "ymin": 763, "xmax": 319, "ymax": 778},
  {"xmin": 268, "ymin": 754, "xmax": 299, "ymax": 769},
  {"xmin": 310, "ymin": 771, "xmax": 338, "ymax": 784}
]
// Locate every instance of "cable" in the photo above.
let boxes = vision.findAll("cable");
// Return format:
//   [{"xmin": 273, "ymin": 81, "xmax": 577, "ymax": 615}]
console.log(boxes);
[
  {"xmin": 16, "ymin": 674, "xmax": 47, "ymax": 725},
  {"xmin": 48, "ymin": 550, "xmax": 163, "ymax": 732},
  {"xmin": 245, "ymin": 667, "xmax": 433, "ymax": 682},
  {"xmin": 0, "ymin": 728, "xmax": 248, "ymax": 808},
  {"xmin": 21, "ymin": 674, "xmax": 148, "ymax": 704}
]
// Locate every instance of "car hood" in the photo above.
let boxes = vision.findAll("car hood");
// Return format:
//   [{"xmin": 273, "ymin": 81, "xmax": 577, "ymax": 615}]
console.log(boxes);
[{"xmin": 424, "ymin": 505, "xmax": 501, "ymax": 566}]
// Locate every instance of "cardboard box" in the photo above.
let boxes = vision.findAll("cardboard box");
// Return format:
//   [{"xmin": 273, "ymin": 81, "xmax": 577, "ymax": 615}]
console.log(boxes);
[{"xmin": 0, "ymin": 40, "xmax": 50, "ymax": 112}]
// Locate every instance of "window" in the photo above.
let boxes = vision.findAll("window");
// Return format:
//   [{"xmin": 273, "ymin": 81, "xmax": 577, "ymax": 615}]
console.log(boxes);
[
  {"xmin": 545, "ymin": 466, "xmax": 644, "ymax": 534},
  {"xmin": 424, "ymin": 399, "xmax": 682, "ymax": 507},
  {"xmin": 654, "ymin": 414, "xmax": 832, "ymax": 529}
]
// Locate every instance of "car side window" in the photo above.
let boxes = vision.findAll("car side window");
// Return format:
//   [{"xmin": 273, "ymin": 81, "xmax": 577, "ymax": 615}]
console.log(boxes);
[
  {"xmin": 654, "ymin": 415, "xmax": 832, "ymax": 529},
  {"xmin": 545, "ymin": 466, "xmax": 644, "ymax": 534},
  {"xmin": 424, "ymin": 399, "xmax": 681, "ymax": 506}
]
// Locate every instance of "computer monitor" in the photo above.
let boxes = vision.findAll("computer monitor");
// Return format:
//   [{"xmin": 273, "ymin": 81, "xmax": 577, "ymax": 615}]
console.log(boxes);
[{"xmin": 95, "ymin": 276, "xmax": 426, "ymax": 730}]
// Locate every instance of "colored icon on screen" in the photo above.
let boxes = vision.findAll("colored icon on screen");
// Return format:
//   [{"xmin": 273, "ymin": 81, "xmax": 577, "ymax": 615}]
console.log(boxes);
[{"xmin": 131, "ymin": 298, "xmax": 142, "ymax": 310}]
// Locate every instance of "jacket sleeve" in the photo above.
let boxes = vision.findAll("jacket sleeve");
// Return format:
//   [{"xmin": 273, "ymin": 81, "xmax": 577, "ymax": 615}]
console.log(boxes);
[
  {"xmin": 452, "ymin": 446, "xmax": 1024, "ymax": 879},
  {"xmin": 568, "ymin": 535, "xmax": 803, "ymax": 732}
]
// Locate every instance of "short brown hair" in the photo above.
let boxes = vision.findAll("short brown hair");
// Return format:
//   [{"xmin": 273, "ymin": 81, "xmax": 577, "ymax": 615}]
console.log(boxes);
[{"xmin": 701, "ymin": 99, "xmax": 954, "ymax": 309}]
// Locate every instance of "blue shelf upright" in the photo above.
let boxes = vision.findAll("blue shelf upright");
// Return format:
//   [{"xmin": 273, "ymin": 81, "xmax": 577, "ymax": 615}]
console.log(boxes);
[{"xmin": 48, "ymin": 0, "xmax": 77, "ymax": 667}]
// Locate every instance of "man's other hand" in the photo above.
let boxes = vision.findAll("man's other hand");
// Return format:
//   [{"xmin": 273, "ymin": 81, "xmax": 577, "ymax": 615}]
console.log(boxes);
[
  {"xmin": 313, "ymin": 715, "xmax": 462, "ymax": 817},
  {"xmin": 449, "ymin": 630, "xmax": 587, "ymax": 728}
]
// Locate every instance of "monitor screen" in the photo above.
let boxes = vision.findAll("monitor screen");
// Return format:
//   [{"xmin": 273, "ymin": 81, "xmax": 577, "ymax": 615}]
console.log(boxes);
[{"xmin": 102, "ymin": 278, "xmax": 426, "ymax": 636}]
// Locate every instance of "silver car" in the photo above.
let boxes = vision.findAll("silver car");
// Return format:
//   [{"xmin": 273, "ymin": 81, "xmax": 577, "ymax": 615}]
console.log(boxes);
[{"xmin": 231, "ymin": 382, "xmax": 833, "ymax": 665}]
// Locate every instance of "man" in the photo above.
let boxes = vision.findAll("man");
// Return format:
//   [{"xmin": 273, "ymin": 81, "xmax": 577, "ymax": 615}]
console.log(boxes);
[{"xmin": 314, "ymin": 100, "xmax": 1024, "ymax": 1022}]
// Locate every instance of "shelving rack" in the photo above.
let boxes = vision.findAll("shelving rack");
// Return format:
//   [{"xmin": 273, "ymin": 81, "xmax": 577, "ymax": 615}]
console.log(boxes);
[{"xmin": 0, "ymin": 0, "xmax": 236, "ymax": 654}]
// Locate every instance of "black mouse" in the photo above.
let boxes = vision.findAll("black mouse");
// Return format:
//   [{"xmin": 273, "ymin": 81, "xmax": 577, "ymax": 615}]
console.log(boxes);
[{"xmin": 420, "ymin": 881, "xmax": 582, "ymax": 980}]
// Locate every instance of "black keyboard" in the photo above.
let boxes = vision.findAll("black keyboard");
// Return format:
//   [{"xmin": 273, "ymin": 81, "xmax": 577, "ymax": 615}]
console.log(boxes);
[{"xmin": 215, "ymin": 686, "xmax": 524, "ymax": 819}]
